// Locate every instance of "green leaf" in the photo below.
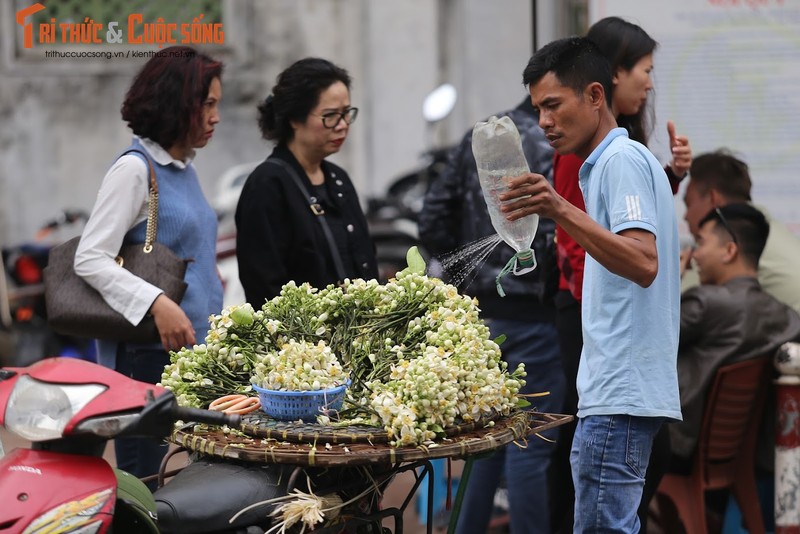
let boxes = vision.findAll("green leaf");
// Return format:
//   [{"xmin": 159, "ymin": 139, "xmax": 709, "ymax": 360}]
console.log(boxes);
[
  {"xmin": 230, "ymin": 306, "xmax": 254, "ymax": 326},
  {"xmin": 493, "ymin": 334, "xmax": 507, "ymax": 346},
  {"xmin": 406, "ymin": 246, "xmax": 426, "ymax": 274},
  {"xmin": 517, "ymin": 398, "xmax": 531, "ymax": 408}
]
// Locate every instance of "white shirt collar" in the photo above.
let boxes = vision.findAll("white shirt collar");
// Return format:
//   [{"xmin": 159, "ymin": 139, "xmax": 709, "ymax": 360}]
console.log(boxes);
[{"xmin": 138, "ymin": 136, "xmax": 195, "ymax": 169}]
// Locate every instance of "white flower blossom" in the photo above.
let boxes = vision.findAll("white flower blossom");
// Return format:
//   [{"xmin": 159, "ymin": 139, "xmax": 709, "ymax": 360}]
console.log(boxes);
[{"xmin": 160, "ymin": 269, "xmax": 527, "ymax": 445}]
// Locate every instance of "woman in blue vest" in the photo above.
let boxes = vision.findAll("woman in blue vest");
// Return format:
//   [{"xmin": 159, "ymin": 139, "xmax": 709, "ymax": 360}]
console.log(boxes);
[{"xmin": 74, "ymin": 46, "xmax": 224, "ymax": 488}]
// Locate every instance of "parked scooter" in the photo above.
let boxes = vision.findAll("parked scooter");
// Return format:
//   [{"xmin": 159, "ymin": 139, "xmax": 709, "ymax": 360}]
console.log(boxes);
[
  {"xmin": 366, "ymin": 84, "xmax": 458, "ymax": 282},
  {"xmin": 0, "ymin": 357, "xmax": 242, "ymax": 532},
  {"xmin": 0, "ymin": 357, "xmax": 394, "ymax": 533},
  {"xmin": 0, "ymin": 210, "xmax": 94, "ymax": 367}
]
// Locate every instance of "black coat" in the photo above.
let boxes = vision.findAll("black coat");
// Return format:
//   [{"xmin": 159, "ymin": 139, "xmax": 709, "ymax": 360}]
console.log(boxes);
[
  {"xmin": 671, "ymin": 276, "xmax": 800, "ymax": 461},
  {"xmin": 235, "ymin": 145, "xmax": 378, "ymax": 307}
]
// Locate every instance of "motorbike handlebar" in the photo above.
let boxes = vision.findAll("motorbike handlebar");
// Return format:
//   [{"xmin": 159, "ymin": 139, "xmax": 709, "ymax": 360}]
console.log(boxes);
[{"xmin": 174, "ymin": 406, "xmax": 242, "ymax": 428}]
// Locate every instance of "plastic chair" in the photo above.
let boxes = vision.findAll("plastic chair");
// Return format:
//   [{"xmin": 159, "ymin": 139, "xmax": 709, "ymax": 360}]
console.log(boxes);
[{"xmin": 656, "ymin": 356, "xmax": 770, "ymax": 534}]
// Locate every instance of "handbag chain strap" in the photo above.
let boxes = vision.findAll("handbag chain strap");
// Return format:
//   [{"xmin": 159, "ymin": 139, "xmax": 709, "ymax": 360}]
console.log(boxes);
[
  {"xmin": 144, "ymin": 183, "xmax": 158, "ymax": 253},
  {"xmin": 122, "ymin": 149, "xmax": 159, "ymax": 256}
]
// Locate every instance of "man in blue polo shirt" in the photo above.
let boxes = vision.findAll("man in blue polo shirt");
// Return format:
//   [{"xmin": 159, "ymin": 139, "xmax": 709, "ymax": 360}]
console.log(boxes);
[{"xmin": 499, "ymin": 37, "xmax": 681, "ymax": 533}]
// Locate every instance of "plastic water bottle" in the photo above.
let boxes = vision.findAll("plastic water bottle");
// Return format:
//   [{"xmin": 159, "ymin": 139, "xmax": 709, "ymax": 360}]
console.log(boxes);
[{"xmin": 472, "ymin": 115, "xmax": 539, "ymax": 295}]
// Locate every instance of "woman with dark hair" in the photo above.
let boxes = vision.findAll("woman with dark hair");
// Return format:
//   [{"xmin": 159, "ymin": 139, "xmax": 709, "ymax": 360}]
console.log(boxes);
[
  {"xmin": 548, "ymin": 17, "xmax": 693, "ymax": 533},
  {"xmin": 74, "ymin": 46, "xmax": 224, "ymax": 487},
  {"xmin": 235, "ymin": 58, "xmax": 377, "ymax": 306}
]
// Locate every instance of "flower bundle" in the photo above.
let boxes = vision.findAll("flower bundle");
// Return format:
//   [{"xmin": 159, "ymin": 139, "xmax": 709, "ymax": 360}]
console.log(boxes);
[
  {"xmin": 160, "ymin": 249, "xmax": 526, "ymax": 446},
  {"xmin": 252, "ymin": 340, "xmax": 345, "ymax": 391}
]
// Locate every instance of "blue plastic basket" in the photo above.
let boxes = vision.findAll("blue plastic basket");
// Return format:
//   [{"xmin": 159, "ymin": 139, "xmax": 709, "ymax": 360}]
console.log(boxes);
[{"xmin": 252, "ymin": 382, "xmax": 349, "ymax": 422}]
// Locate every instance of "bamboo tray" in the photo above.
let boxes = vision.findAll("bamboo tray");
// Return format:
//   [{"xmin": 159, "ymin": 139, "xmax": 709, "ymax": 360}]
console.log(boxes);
[
  {"xmin": 236, "ymin": 410, "xmax": 503, "ymax": 445},
  {"xmin": 171, "ymin": 411, "xmax": 573, "ymax": 467}
]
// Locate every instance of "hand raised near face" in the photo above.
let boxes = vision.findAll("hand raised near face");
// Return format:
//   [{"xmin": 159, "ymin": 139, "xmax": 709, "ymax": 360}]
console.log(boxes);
[{"xmin": 667, "ymin": 120, "xmax": 692, "ymax": 178}]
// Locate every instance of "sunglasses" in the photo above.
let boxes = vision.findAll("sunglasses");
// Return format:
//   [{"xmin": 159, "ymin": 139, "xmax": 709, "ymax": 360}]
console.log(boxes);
[{"xmin": 714, "ymin": 207, "xmax": 738, "ymax": 246}]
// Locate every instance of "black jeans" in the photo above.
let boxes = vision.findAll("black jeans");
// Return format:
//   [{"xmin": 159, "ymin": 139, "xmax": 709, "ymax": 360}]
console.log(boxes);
[
  {"xmin": 549, "ymin": 291, "xmax": 582, "ymax": 534},
  {"xmin": 114, "ymin": 343, "xmax": 170, "ymax": 491}
]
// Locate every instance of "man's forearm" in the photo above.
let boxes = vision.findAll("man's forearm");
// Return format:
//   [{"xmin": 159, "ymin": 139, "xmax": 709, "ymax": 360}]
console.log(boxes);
[{"xmin": 554, "ymin": 202, "xmax": 658, "ymax": 287}]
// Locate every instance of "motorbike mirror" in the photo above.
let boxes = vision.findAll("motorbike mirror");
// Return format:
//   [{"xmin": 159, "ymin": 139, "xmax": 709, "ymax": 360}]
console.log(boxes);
[{"xmin": 422, "ymin": 83, "xmax": 457, "ymax": 123}]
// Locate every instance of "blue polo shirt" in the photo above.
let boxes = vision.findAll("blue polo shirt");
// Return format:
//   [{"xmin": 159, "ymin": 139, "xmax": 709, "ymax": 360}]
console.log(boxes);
[{"xmin": 576, "ymin": 128, "xmax": 682, "ymax": 421}]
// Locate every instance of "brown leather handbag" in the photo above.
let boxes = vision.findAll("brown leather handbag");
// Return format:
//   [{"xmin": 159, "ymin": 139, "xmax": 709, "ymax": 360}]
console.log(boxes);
[{"xmin": 44, "ymin": 150, "xmax": 188, "ymax": 343}]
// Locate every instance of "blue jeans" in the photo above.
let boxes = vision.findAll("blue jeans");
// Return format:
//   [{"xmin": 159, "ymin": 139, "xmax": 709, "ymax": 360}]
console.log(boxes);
[
  {"xmin": 455, "ymin": 319, "xmax": 564, "ymax": 534},
  {"xmin": 571, "ymin": 415, "xmax": 664, "ymax": 533},
  {"xmin": 114, "ymin": 344, "xmax": 170, "ymax": 491}
]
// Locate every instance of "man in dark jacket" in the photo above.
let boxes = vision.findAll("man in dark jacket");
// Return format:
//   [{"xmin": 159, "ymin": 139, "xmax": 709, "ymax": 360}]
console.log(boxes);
[
  {"xmin": 672, "ymin": 203, "xmax": 800, "ymax": 462},
  {"xmin": 667, "ymin": 203, "xmax": 800, "ymax": 531},
  {"xmin": 418, "ymin": 98, "xmax": 563, "ymax": 534}
]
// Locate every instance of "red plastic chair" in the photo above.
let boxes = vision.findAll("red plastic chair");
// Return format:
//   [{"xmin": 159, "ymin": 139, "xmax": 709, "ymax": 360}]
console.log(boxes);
[{"xmin": 655, "ymin": 356, "xmax": 770, "ymax": 534}]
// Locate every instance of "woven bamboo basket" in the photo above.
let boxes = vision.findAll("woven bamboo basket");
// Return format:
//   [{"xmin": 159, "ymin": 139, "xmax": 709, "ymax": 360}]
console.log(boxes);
[{"xmin": 171, "ymin": 411, "xmax": 573, "ymax": 467}]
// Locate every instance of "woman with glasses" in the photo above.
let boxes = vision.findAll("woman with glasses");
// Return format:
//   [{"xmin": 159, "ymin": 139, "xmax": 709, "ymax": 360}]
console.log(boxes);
[{"xmin": 235, "ymin": 57, "xmax": 377, "ymax": 306}]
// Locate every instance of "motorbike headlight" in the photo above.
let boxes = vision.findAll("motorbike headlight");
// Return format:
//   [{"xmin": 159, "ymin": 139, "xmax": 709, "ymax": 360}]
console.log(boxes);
[{"xmin": 5, "ymin": 375, "xmax": 107, "ymax": 441}]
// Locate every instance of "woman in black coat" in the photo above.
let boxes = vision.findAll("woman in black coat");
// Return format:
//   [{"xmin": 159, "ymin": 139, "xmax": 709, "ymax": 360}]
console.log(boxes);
[{"xmin": 235, "ymin": 58, "xmax": 378, "ymax": 307}]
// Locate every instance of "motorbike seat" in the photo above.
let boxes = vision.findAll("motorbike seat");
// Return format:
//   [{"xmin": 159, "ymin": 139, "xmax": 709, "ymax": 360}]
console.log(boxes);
[{"xmin": 154, "ymin": 457, "xmax": 294, "ymax": 533}]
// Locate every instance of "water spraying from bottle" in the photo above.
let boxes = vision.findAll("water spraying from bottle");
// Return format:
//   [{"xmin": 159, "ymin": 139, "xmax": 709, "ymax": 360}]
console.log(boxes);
[{"xmin": 471, "ymin": 115, "xmax": 540, "ymax": 296}]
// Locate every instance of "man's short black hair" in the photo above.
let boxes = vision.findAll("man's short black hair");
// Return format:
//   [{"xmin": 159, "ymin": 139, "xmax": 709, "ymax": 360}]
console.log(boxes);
[
  {"xmin": 522, "ymin": 36, "xmax": 613, "ymax": 107},
  {"xmin": 699, "ymin": 203, "xmax": 769, "ymax": 268},
  {"xmin": 690, "ymin": 149, "xmax": 752, "ymax": 202}
]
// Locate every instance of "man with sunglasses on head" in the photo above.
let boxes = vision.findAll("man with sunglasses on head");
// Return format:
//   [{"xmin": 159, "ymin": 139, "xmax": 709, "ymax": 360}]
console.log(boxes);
[
  {"xmin": 668, "ymin": 204, "xmax": 800, "ymax": 533},
  {"xmin": 682, "ymin": 149, "xmax": 800, "ymax": 314},
  {"xmin": 671, "ymin": 203, "xmax": 800, "ymax": 470}
]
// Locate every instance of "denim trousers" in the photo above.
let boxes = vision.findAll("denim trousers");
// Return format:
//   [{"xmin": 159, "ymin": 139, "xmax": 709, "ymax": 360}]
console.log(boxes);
[
  {"xmin": 454, "ymin": 318, "xmax": 564, "ymax": 534},
  {"xmin": 550, "ymin": 290, "xmax": 583, "ymax": 533},
  {"xmin": 571, "ymin": 414, "xmax": 664, "ymax": 533},
  {"xmin": 114, "ymin": 344, "xmax": 170, "ymax": 491}
]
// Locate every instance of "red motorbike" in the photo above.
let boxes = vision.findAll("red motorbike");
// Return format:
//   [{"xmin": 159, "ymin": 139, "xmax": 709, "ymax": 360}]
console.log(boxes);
[{"xmin": 0, "ymin": 357, "xmax": 409, "ymax": 533}]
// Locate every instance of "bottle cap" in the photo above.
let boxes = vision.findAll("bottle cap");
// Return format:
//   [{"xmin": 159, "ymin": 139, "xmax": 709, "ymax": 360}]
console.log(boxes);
[{"xmin": 516, "ymin": 249, "xmax": 534, "ymax": 269}]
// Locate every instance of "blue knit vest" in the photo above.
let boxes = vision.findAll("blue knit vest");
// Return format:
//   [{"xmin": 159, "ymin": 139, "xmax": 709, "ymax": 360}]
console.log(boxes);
[{"xmin": 124, "ymin": 138, "xmax": 222, "ymax": 340}]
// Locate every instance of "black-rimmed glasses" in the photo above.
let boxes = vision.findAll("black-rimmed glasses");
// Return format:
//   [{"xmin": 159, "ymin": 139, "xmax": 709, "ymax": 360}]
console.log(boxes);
[
  {"xmin": 715, "ymin": 207, "xmax": 738, "ymax": 246},
  {"xmin": 318, "ymin": 107, "xmax": 358, "ymax": 128}
]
